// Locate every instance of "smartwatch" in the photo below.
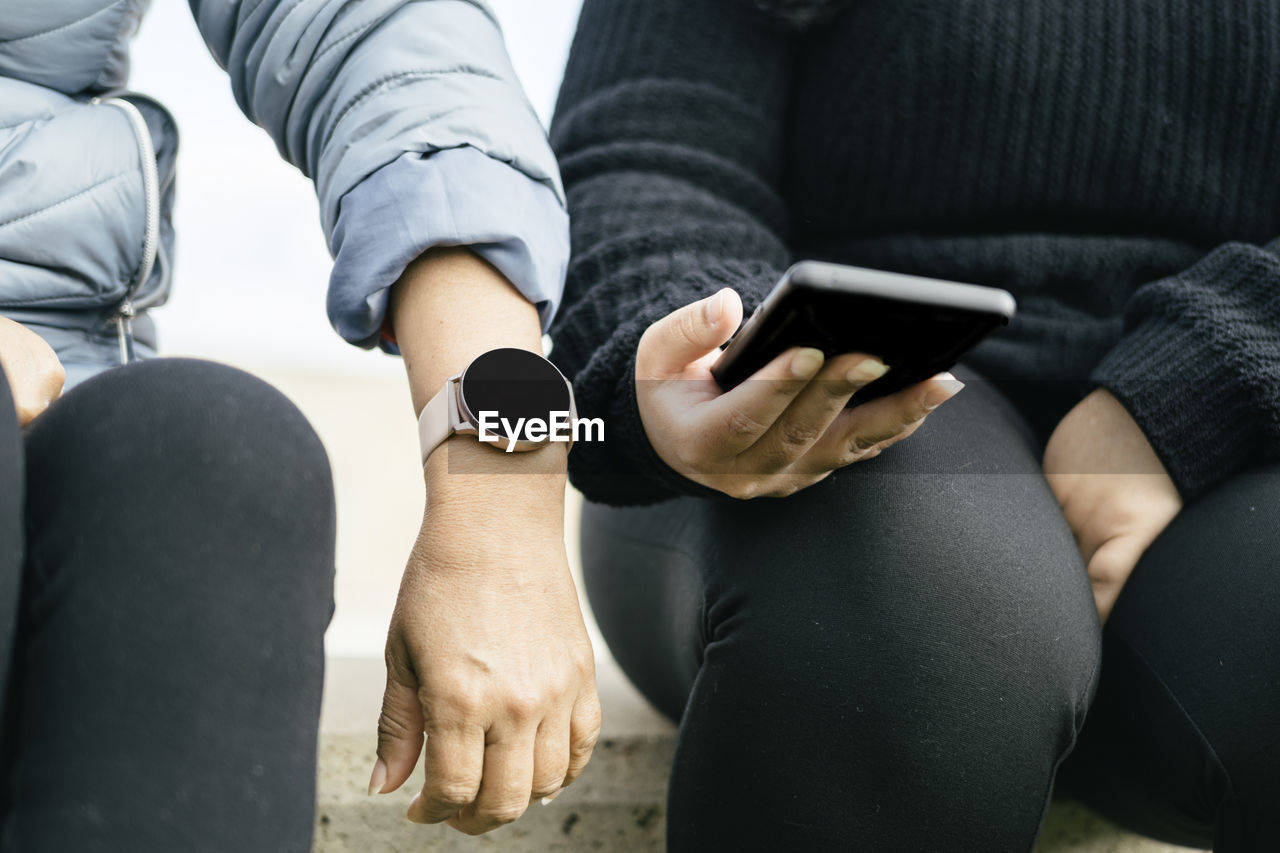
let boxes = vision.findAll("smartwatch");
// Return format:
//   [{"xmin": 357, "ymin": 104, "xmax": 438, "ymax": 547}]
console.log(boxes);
[{"xmin": 417, "ymin": 347, "xmax": 576, "ymax": 464}]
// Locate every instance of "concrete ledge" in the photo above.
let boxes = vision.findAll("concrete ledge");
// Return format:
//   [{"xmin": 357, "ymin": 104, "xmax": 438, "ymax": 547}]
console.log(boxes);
[
  {"xmin": 316, "ymin": 733, "xmax": 671, "ymax": 853},
  {"xmin": 1038, "ymin": 802, "xmax": 1205, "ymax": 853},
  {"xmin": 315, "ymin": 657, "xmax": 1205, "ymax": 853}
]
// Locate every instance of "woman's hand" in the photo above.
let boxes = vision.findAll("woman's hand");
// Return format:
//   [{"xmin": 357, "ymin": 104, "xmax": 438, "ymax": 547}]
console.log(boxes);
[
  {"xmin": 635, "ymin": 288, "xmax": 964, "ymax": 499},
  {"xmin": 1043, "ymin": 388, "xmax": 1183, "ymax": 622},
  {"xmin": 372, "ymin": 439, "xmax": 600, "ymax": 835},
  {"xmin": 0, "ymin": 317, "xmax": 65, "ymax": 425}
]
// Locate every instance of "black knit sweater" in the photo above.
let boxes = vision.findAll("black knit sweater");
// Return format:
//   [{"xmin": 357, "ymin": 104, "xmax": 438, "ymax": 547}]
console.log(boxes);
[{"xmin": 549, "ymin": 0, "xmax": 1280, "ymax": 506}]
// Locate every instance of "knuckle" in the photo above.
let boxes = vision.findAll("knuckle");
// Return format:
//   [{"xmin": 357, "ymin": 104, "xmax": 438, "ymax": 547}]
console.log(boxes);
[
  {"xmin": 847, "ymin": 431, "xmax": 880, "ymax": 455},
  {"xmin": 575, "ymin": 698, "xmax": 603, "ymax": 735},
  {"xmin": 572, "ymin": 654, "xmax": 597, "ymax": 682},
  {"xmin": 902, "ymin": 396, "xmax": 932, "ymax": 424},
  {"xmin": 505, "ymin": 692, "xmax": 542, "ymax": 723},
  {"xmin": 753, "ymin": 478, "xmax": 792, "ymax": 497},
  {"xmin": 422, "ymin": 685, "xmax": 483, "ymax": 722},
  {"xmin": 768, "ymin": 476, "xmax": 811, "ymax": 498},
  {"xmin": 428, "ymin": 782, "xmax": 481, "ymax": 809},
  {"xmin": 780, "ymin": 477, "xmax": 810, "ymax": 496},
  {"xmin": 751, "ymin": 447, "xmax": 792, "ymax": 475},
  {"xmin": 441, "ymin": 693, "xmax": 484, "ymax": 721},
  {"xmin": 776, "ymin": 419, "xmax": 822, "ymax": 451},
  {"xmin": 571, "ymin": 727, "xmax": 601, "ymax": 757},
  {"xmin": 531, "ymin": 772, "xmax": 568, "ymax": 798},
  {"xmin": 894, "ymin": 419, "xmax": 923, "ymax": 441},
  {"xmin": 475, "ymin": 801, "xmax": 527, "ymax": 825},
  {"xmin": 833, "ymin": 449, "xmax": 859, "ymax": 469},
  {"xmin": 719, "ymin": 478, "xmax": 760, "ymax": 500},
  {"xmin": 722, "ymin": 406, "xmax": 769, "ymax": 443},
  {"xmin": 547, "ymin": 675, "xmax": 577, "ymax": 705}
]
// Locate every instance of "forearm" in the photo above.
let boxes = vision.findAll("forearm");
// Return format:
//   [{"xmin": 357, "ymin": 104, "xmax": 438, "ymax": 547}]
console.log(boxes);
[
  {"xmin": 389, "ymin": 247, "xmax": 567, "ymax": 521},
  {"xmin": 375, "ymin": 247, "xmax": 597, "ymax": 825}
]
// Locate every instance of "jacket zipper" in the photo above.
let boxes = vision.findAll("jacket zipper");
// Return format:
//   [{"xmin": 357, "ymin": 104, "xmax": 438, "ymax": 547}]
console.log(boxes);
[{"xmin": 94, "ymin": 95, "xmax": 160, "ymax": 364}]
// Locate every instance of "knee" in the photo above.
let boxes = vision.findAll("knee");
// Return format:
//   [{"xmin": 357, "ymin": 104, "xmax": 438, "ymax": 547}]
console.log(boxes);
[
  {"xmin": 34, "ymin": 358, "xmax": 329, "ymax": 491},
  {"xmin": 719, "ymin": 580, "xmax": 1097, "ymax": 742},
  {"xmin": 704, "ymin": 477, "xmax": 1102, "ymax": 765},
  {"xmin": 25, "ymin": 358, "xmax": 334, "ymax": 584}
]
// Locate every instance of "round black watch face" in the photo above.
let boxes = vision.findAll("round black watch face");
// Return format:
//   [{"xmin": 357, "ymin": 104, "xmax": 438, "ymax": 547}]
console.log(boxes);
[{"xmin": 459, "ymin": 348, "xmax": 572, "ymax": 442}]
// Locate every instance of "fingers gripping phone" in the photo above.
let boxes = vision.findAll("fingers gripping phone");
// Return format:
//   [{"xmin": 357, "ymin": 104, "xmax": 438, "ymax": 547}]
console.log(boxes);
[{"xmin": 710, "ymin": 262, "xmax": 1016, "ymax": 406}]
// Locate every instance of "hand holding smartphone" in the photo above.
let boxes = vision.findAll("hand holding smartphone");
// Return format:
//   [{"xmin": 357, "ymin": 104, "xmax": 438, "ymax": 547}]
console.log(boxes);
[{"xmin": 711, "ymin": 262, "xmax": 1016, "ymax": 406}]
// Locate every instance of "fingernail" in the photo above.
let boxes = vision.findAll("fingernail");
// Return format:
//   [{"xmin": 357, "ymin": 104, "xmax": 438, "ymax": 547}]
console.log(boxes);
[
  {"xmin": 704, "ymin": 289, "xmax": 728, "ymax": 325},
  {"xmin": 541, "ymin": 789, "xmax": 563, "ymax": 805},
  {"xmin": 924, "ymin": 374, "xmax": 965, "ymax": 410},
  {"xmin": 790, "ymin": 347, "xmax": 825, "ymax": 379},
  {"xmin": 848, "ymin": 358, "xmax": 889, "ymax": 383},
  {"xmin": 367, "ymin": 759, "xmax": 387, "ymax": 796},
  {"xmin": 406, "ymin": 792, "xmax": 422, "ymax": 822}
]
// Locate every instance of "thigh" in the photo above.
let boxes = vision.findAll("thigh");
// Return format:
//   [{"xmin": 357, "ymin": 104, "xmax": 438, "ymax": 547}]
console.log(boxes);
[
  {"xmin": 582, "ymin": 367, "xmax": 1103, "ymax": 851},
  {"xmin": 3, "ymin": 359, "xmax": 335, "ymax": 853},
  {"xmin": 1059, "ymin": 462, "xmax": 1280, "ymax": 853}
]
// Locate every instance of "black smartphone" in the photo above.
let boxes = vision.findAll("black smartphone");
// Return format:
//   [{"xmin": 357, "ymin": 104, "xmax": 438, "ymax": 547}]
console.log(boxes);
[{"xmin": 710, "ymin": 261, "xmax": 1016, "ymax": 406}]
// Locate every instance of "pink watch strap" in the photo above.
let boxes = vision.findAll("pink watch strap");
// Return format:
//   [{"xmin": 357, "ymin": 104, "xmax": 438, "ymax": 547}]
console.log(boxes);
[{"xmin": 417, "ymin": 377, "xmax": 457, "ymax": 465}]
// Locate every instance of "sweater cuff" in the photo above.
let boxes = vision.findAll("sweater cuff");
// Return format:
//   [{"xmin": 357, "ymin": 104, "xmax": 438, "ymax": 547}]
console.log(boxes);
[
  {"xmin": 1091, "ymin": 318, "xmax": 1250, "ymax": 496},
  {"xmin": 1090, "ymin": 242, "xmax": 1280, "ymax": 498},
  {"xmin": 599, "ymin": 266, "xmax": 778, "ymax": 504},
  {"xmin": 610, "ymin": 349, "xmax": 748, "ymax": 504},
  {"xmin": 557, "ymin": 261, "xmax": 780, "ymax": 506}
]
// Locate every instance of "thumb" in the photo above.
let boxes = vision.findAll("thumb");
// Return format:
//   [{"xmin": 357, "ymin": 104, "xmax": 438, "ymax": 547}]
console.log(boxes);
[
  {"xmin": 371, "ymin": 657, "xmax": 425, "ymax": 796},
  {"xmin": 637, "ymin": 288, "xmax": 743, "ymax": 380}
]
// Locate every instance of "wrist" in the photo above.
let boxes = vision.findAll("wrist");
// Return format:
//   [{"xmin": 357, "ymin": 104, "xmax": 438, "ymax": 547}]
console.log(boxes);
[{"xmin": 425, "ymin": 436, "xmax": 568, "ymax": 523}]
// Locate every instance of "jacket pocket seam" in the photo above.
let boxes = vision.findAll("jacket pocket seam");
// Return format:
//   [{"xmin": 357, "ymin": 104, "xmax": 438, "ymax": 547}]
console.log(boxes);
[{"xmin": 0, "ymin": 295, "xmax": 123, "ymax": 307}]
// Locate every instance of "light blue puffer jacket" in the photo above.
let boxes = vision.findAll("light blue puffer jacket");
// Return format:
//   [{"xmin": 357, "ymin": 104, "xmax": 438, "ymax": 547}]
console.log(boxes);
[{"xmin": 0, "ymin": 0, "xmax": 564, "ymax": 385}]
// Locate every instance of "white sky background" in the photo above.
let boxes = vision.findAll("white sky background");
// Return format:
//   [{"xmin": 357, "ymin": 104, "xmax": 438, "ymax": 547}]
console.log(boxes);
[{"xmin": 130, "ymin": 1, "xmax": 584, "ymax": 376}]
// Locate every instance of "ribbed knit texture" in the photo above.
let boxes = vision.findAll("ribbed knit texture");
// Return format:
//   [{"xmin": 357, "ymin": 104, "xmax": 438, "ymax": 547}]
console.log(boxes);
[{"xmin": 549, "ymin": 0, "xmax": 1280, "ymax": 505}]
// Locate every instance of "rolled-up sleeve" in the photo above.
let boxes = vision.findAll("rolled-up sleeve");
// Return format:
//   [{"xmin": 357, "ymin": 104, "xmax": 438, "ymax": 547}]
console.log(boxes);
[
  {"xmin": 328, "ymin": 147, "xmax": 568, "ymax": 347},
  {"xmin": 188, "ymin": 0, "xmax": 566, "ymax": 346}
]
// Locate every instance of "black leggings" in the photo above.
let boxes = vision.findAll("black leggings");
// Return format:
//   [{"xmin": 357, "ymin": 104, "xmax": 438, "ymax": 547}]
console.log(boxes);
[
  {"xmin": 0, "ymin": 359, "xmax": 335, "ymax": 853},
  {"xmin": 581, "ymin": 367, "xmax": 1280, "ymax": 853}
]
